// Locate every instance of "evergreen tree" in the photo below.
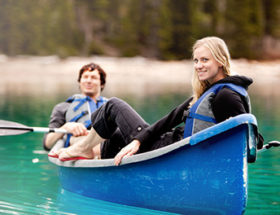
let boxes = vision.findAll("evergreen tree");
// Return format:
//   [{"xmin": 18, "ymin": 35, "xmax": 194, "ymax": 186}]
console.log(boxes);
[
  {"xmin": 160, "ymin": 0, "xmax": 201, "ymax": 59},
  {"xmin": 263, "ymin": 0, "xmax": 280, "ymax": 37},
  {"xmin": 0, "ymin": 0, "xmax": 83, "ymax": 56},
  {"xmin": 224, "ymin": 0, "xmax": 265, "ymax": 58},
  {"xmin": 0, "ymin": 0, "xmax": 278, "ymax": 59}
]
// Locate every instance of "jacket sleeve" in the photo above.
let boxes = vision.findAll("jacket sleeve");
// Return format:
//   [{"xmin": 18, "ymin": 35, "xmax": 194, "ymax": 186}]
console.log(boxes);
[
  {"xmin": 48, "ymin": 102, "xmax": 70, "ymax": 128},
  {"xmin": 42, "ymin": 102, "xmax": 69, "ymax": 150},
  {"xmin": 135, "ymin": 98, "xmax": 192, "ymax": 149},
  {"xmin": 212, "ymin": 87, "xmax": 264, "ymax": 148},
  {"xmin": 212, "ymin": 88, "xmax": 248, "ymax": 123}
]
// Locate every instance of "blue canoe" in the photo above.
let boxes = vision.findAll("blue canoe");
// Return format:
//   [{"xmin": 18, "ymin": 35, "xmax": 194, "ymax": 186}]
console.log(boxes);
[{"xmin": 49, "ymin": 114, "xmax": 259, "ymax": 214}]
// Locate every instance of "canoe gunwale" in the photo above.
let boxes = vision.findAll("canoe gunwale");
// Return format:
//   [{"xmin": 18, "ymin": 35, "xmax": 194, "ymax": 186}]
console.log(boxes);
[{"xmin": 48, "ymin": 113, "xmax": 257, "ymax": 168}]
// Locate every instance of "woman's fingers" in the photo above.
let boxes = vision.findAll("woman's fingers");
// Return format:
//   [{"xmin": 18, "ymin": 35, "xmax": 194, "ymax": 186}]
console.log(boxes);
[
  {"xmin": 114, "ymin": 150, "xmax": 127, "ymax": 166},
  {"xmin": 114, "ymin": 140, "xmax": 141, "ymax": 166}
]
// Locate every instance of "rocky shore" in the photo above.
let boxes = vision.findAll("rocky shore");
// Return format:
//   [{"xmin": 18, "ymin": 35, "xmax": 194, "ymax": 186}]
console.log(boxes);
[{"xmin": 0, "ymin": 55, "xmax": 279, "ymax": 97}]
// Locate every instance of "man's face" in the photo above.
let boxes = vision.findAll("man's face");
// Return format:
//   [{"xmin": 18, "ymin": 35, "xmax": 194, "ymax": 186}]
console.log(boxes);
[{"xmin": 79, "ymin": 69, "xmax": 101, "ymax": 98}]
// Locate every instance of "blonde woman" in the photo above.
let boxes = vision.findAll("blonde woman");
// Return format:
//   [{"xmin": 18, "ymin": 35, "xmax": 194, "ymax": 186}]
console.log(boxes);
[{"xmin": 51, "ymin": 36, "xmax": 260, "ymax": 165}]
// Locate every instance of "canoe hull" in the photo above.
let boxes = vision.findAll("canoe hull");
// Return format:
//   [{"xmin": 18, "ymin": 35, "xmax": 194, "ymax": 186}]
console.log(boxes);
[{"xmin": 53, "ymin": 114, "xmax": 258, "ymax": 214}]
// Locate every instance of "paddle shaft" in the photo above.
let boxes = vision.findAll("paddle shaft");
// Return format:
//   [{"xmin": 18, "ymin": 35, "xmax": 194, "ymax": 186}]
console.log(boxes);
[
  {"xmin": 258, "ymin": 141, "xmax": 280, "ymax": 153},
  {"xmin": 0, "ymin": 126, "xmax": 67, "ymax": 133},
  {"xmin": 0, "ymin": 119, "xmax": 69, "ymax": 135},
  {"xmin": 32, "ymin": 127, "xmax": 67, "ymax": 133}
]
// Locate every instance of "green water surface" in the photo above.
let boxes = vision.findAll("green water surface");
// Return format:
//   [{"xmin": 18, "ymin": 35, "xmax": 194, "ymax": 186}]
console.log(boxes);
[{"xmin": 0, "ymin": 92, "xmax": 279, "ymax": 215}]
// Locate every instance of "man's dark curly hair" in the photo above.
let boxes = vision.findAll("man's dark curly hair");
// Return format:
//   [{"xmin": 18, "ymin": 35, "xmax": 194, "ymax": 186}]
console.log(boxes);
[{"xmin": 78, "ymin": 62, "xmax": 107, "ymax": 91}]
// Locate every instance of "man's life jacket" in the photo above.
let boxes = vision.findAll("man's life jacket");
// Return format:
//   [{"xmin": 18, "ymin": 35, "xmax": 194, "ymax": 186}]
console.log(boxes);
[
  {"xmin": 64, "ymin": 94, "xmax": 108, "ymax": 147},
  {"xmin": 183, "ymin": 83, "xmax": 250, "ymax": 138}
]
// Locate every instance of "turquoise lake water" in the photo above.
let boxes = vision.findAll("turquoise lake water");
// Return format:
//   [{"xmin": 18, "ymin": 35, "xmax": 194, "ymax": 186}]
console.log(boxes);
[{"xmin": 0, "ymin": 91, "xmax": 279, "ymax": 215}]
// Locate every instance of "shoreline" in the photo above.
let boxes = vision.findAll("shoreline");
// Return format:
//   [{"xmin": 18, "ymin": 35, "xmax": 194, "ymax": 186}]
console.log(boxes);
[{"xmin": 0, "ymin": 56, "xmax": 279, "ymax": 97}]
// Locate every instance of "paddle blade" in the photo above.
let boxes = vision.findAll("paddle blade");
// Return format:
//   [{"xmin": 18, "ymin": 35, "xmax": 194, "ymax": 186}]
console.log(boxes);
[{"xmin": 0, "ymin": 120, "xmax": 32, "ymax": 136}]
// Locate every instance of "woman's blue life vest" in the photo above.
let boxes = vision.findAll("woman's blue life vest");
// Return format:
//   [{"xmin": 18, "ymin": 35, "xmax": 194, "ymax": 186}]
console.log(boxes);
[
  {"xmin": 64, "ymin": 94, "xmax": 108, "ymax": 147},
  {"xmin": 183, "ymin": 83, "xmax": 251, "ymax": 138}
]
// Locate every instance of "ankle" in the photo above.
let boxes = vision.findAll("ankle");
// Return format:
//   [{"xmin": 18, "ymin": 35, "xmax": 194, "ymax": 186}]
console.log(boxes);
[{"xmin": 92, "ymin": 144, "xmax": 101, "ymax": 159}]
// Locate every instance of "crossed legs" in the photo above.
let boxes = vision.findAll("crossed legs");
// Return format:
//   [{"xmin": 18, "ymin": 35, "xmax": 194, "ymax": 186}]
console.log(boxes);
[
  {"xmin": 56, "ymin": 128, "xmax": 104, "ymax": 160},
  {"xmin": 49, "ymin": 97, "xmax": 149, "ymax": 161}
]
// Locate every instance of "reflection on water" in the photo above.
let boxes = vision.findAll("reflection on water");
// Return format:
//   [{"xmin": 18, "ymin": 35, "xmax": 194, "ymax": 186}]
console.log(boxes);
[{"xmin": 0, "ymin": 91, "xmax": 279, "ymax": 215}]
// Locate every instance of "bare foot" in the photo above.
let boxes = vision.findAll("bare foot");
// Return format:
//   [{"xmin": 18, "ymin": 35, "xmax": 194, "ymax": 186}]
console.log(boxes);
[
  {"xmin": 57, "ymin": 128, "xmax": 104, "ymax": 161},
  {"xmin": 70, "ymin": 136, "xmax": 87, "ymax": 146},
  {"xmin": 92, "ymin": 143, "xmax": 101, "ymax": 159},
  {"xmin": 58, "ymin": 144, "xmax": 94, "ymax": 161}
]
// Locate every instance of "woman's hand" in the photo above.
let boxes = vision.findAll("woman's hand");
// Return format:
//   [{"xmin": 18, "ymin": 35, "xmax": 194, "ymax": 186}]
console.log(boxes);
[
  {"xmin": 63, "ymin": 122, "xmax": 88, "ymax": 137},
  {"xmin": 114, "ymin": 139, "xmax": 141, "ymax": 166}
]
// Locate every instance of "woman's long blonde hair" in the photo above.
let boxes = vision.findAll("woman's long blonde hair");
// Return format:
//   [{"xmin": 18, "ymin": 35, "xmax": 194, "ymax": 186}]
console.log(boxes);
[{"xmin": 190, "ymin": 36, "xmax": 232, "ymax": 106}]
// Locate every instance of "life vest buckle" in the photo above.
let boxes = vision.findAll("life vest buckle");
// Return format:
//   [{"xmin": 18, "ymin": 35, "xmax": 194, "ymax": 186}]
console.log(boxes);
[{"xmin": 182, "ymin": 110, "xmax": 190, "ymax": 121}]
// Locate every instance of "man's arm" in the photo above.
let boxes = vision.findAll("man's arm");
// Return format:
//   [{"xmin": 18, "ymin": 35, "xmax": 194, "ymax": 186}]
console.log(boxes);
[
  {"xmin": 44, "ymin": 122, "xmax": 88, "ymax": 150},
  {"xmin": 43, "ymin": 102, "xmax": 68, "ymax": 151}
]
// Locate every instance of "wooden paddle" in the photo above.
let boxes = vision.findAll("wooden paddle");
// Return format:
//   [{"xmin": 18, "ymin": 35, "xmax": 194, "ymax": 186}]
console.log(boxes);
[{"xmin": 0, "ymin": 120, "xmax": 67, "ymax": 136}]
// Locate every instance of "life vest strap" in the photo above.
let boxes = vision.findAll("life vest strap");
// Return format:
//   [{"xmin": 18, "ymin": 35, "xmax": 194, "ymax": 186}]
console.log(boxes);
[
  {"xmin": 84, "ymin": 120, "xmax": 92, "ymax": 128},
  {"xmin": 64, "ymin": 134, "xmax": 72, "ymax": 147},
  {"xmin": 188, "ymin": 111, "xmax": 217, "ymax": 123},
  {"xmin": 73, "ymin": 97, "xmax": 91, "ymax": 112},
  {"xmin": 70, "ymin": 111, "xmax": 88, "ymax": 122},
  {"xmin": 64, "ymin": 95, "xmax": 108, "ymax": 147}
]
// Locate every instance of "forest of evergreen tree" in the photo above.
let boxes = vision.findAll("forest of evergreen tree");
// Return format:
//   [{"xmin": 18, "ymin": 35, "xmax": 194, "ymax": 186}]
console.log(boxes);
[{"xmin": 0, "ymin": 0, "xmax": 279, "ymax": 60}]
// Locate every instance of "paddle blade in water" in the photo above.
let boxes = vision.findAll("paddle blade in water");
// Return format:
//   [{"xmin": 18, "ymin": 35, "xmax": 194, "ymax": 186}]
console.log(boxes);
[{"xmin": 0, "ymin": 120, "xmax": 32, "ymax": 136}]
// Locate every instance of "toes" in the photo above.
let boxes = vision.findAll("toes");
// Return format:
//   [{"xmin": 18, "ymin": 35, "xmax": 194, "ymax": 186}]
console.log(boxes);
[
  {"xmin": 56, "ymin": 148, "xmax": 66, "ymax": 155},
  {"xmin": 58, "ymin": 150, "xmax": 73, "ymax": 160}
]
